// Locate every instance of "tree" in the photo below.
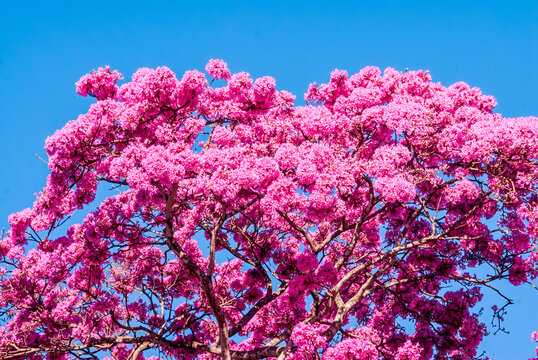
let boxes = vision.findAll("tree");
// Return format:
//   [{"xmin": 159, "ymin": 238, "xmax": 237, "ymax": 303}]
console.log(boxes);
[{"xmin": 0, "ymin": 59, "xmax": 537, "ymax": 360}]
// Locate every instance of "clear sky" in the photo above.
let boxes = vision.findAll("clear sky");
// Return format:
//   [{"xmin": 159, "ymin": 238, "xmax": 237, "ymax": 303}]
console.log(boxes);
[{"xmin": 0, "ymin": 1, "xmax": 537, "ymax": 358}]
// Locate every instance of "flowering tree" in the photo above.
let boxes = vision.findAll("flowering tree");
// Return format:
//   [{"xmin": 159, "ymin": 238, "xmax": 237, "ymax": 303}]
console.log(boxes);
[{"xmin": 0, "ymin": 59, "xmax": 537, "ymax": 360}]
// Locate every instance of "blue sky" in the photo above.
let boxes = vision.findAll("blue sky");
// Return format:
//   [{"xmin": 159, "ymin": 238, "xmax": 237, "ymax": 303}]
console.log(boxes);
[{"xmin": 0, "ymin": 1, "xmax": 537, "ymax": 358}]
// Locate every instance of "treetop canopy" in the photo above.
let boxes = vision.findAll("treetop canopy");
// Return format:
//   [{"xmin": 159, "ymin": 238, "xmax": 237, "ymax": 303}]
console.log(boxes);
[{"xmin": 1, "ymin": 59, "xmax": 537, "ymax": 360}]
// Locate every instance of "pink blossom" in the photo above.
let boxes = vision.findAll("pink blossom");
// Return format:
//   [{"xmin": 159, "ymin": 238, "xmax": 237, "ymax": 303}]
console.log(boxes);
[
  {"xmin": 374, "ymin": 176, "xmax": 416, "ymax": 203},
  {"xmin": 206, "ymin": 58, "xmax": 231, "ymax": 80},
  {"xmin": 75, "ymin": 65, "xmax": 123, "ymax": 100},
  {"xmin": 322, "ymin": 337, "xmax": 378, "ymax": 360}
]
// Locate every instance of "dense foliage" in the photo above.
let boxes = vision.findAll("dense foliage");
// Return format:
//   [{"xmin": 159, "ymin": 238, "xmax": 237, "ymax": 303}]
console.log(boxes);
[{"xmin": 0, "ymin": 60, "xmax": 537, "ymax": 360}]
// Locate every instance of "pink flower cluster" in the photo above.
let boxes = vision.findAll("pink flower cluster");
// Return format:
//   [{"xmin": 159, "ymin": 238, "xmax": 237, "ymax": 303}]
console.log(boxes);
[
  {"xmin": 323, "ymin": 338, "xmax": 377, "ymax": 360},
  {"xmin": 75, "ymin": 65, "xmax": 123, "ymax": 100},
  {"xmin": 531, "ymin": 330, "xmax": 538, "ymax": 360},
  {"xmin": 206, "ymin": 58, "xmax": 231, "ymax": 80}
]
